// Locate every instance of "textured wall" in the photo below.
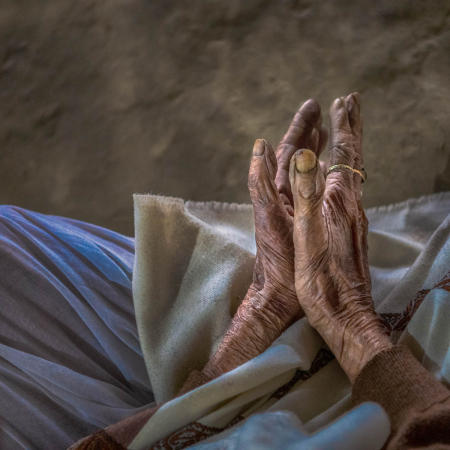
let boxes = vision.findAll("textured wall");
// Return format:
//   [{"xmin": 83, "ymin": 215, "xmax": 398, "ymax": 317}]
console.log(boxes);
[{"xmin": 1, "ymin": 0, "xmax": 449, "ymax": 234}]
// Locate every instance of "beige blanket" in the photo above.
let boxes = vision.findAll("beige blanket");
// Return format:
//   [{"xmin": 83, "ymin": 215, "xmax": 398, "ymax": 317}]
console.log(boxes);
[{"xmin": 128, "ymin": 192, "xmax": 449, "ymax": 449}]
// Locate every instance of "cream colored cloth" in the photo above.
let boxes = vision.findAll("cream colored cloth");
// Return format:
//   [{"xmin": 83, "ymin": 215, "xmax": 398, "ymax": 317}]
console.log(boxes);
[{"xmin": 131, "ymin": 192, "xmax": 450, "ymax": 449}]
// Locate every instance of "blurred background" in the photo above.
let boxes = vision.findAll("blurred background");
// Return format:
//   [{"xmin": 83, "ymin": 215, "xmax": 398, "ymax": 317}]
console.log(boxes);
[{"xmin": 0, "ymin": 0, "xmax": 449, "ymax": 235}]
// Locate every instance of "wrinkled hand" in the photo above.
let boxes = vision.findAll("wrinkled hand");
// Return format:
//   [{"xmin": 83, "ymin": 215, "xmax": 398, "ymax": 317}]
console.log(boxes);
[
  {"xmin": 246, "ymin": 99, "xmax": 327, "ymax": 329},
  {"xmin": 290, "ymin": 93, "xmax": 392, "ymax": 383},
  {"xmin": 200, "ymin": 100, "xmax": 327, "ymax": 380}
]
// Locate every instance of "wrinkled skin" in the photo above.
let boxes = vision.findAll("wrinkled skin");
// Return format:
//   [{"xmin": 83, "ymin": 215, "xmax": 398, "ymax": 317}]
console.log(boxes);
[
  {"xmin": 184, "ymin": 94, "xmax": 391, "ymax": 391},
  {"xmin": 247, "ymin": 99, "xmax": 328, "ymax": 328},
  {"xmin": 200, "ymin": 99, "xmax": 327, "ymax": 380},
  {"xmin": 290, "ymin": 93, "xmax": 392, "ymax": 383}
]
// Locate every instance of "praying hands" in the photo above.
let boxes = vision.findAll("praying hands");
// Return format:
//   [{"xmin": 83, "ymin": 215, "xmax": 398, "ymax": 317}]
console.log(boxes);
[
  {"xmin": 67, "ymin": 94, "xmax": 449, "ymax": 450},
  {"xmin": 187, "ymin": 93, "xmax": 389, "ymax": 386},
  {"xmin": 198, "ymin": 99, "xmax": 327, "ymax": 382},
  {"xmin": 180, "ymin": 93, "xmax": 450, "ymax": 450},
  {"xmin": 290, "ymin": 93, "xmax": 392, "ymax": 383}
]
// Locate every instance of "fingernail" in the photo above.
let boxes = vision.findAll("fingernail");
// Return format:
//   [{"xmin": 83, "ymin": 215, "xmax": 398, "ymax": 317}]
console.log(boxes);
[
  {"xmin": 301, "ymin": 98, "xmax": 320, "ymax": 119},
  {"xmin": 333, "ymin": 97, "xmax": 343, "ymax": 108},
  {"xmin": 295, "ymin": 149, "xmax": 317, "ymax": 173},
  {"xmin": 253, "ymin": 139, "xmax": 265, "ymax": 156},
  {"xmin": 352, "ymin": 92, "xmax": 360, "ymax": 105}
]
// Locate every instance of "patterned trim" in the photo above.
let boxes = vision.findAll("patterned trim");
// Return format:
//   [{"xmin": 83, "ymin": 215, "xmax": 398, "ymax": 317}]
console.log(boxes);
[
  {"xmin": 72, "ymin": 430, "xmax": 126, "ymax": 450},
  {"xmin": 150, "ymin": 422, "xmax": 222, "ymax": 450},
  {"xmin": 150, "ymin": 348, "xmax": 334, "ymax": 450},
  {"xmin": 381, "ymin": 271, "xmax": 450, "ymax": 334},
  {"xmin": 270, "ymin": 348, "xmax": 335, "ymax": 399}
]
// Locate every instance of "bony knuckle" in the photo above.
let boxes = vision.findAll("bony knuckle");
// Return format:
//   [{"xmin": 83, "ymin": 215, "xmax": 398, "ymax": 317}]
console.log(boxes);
[
  {"xmin": 332, "ymin": 142, "xmax": 353, "ymax": 155},
  {"xmin": 277, "ymin": 143, "xmax": 295, "ymax": 155},
  {"xmin": 248, "ymin": 173, "xmax": 258, "ymax": 188}
]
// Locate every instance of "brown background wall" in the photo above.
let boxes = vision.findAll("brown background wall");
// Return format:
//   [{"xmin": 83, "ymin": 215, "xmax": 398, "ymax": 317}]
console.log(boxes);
[{"xmin": 1, "ymin": 0, "xmax": 449, "ymax": 235}]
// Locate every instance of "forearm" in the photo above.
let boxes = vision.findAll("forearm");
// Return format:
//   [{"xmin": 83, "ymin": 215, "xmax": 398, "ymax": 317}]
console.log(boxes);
[
  {"xmin": 202, "ymin": 287, "xmax": 292, "ymax": 380},
  {"xmin": 202, "ymin": 291, "xmax": 282, "ymax": 379},
  {"xmin": 179, "ymin": 286, "xmax": 298, "ymax": 393},
  {"xmin": 178, "ymin": 291, "xmax": 279, "ymax": 394}
]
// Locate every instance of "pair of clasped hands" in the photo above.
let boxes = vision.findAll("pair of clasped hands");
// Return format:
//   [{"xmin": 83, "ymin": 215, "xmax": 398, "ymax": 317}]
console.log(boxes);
[{"xmin": 194, "ymin": 93, "xmax": 393, "ymax": 387}]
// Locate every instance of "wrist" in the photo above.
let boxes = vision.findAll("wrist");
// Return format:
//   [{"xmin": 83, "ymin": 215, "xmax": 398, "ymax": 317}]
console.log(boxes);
[
  {"xmin": 343, "ymin": 323, "xmax": 393, "ymax": 383},
  {"xmin": 201, "ymin": 316, "xmax": 270, "ymax": 380},
  {"xmin": 202, "ymin": 288, "xmax": 294, "ymax": 380},
  {"xmin": 250, "ymin": 285, "xmax": 301, "ymax": 328}
]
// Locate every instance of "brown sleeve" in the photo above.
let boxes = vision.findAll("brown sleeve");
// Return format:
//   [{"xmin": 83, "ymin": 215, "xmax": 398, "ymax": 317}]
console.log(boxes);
[{"xmin": 352, "ymin": 345, "xmax": 450, "ymax": 449}]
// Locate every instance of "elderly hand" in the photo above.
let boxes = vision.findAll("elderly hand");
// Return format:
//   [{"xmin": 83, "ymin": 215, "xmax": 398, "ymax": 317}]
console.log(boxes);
[
  {"xmin": 247, "ymin": 99, "xmax": 328, "ymax": 328},
  {"xmin": 289, "ymin": 93, "xmax": 392, "ymax": 383},
  {"xmin": 198, "ymin": 100, "xmax": 327, "ymax": 381}
]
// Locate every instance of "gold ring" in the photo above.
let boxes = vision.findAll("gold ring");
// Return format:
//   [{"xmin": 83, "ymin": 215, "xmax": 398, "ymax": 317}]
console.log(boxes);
[{"xmin": 327, "ymin": 164, "xmax": 367, "ymax": 183}]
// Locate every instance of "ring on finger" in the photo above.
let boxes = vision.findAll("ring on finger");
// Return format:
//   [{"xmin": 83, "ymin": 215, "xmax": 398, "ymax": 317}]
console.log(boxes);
[{"xmin": 326, "ymin": 164, "xmax": 367, "ymax": 183}]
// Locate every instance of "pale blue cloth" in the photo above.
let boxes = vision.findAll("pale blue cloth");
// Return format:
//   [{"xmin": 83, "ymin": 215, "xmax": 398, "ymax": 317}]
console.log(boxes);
[
  {"xmin": 191, "ymin": 402, "xmax": 390, "ymax": 450},
  {"xmin": 0, "ymin": 206, "xmax": 153, "ymax": 449}
]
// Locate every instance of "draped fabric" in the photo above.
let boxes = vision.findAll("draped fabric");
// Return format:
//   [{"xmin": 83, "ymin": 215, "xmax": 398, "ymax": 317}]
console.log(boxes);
[
  {"xmin": 0, "ymin": 192, "xmax": 448, "ymax": 449},
  {"xmin": 128, "ymin": 192, "xmax": 449, "ymax": 449},
  {"xmin": 0, "ymin": 206, "xmax": 153, "ymax": 449}
]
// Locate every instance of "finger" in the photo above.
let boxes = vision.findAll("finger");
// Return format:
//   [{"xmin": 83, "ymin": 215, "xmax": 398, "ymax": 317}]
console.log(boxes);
[
  {"xmin": 345, "ymin": 92, "xmax": 364, "ymax": 199},
  {"xmin": 249, "ymin": 140, "xmax": 294, "ymax": 257},
  {"xmin": 280, "ymin": 99, "xmax": 321, "ymax": 148},
  {"xmin": 248, "ymin": 139, "xmax": 279, "ymax": 207},
  {"xmin": 326, "ymin": 97, "xmax": 355, "ymax": 193},
  {"xmin": 342, "ymin": 94, "xmax": 369, "ymax": 283},
  {"xmin": 309, "ymin": 112, "xmax": 328, "ymax": 159},
  {"xmin": 276, "ymin": 99, "xmax": 322, "ymax": 207},
  {"xmin": 290, "ymin": 149, "xmax": 327, "ymax": 280},
  {"xmin": 329, "ymin": 97, "xmax": 354, "ymax": 166},
  {"xmin": 289, "ymin": 149, "xmax": 325, "ymax": 223},
  {"xmin": 317, "ymin": 124, "xmax": 328, "ymax": 157},
  {"xmin": 346, "ymin": 92, "xmax": 362, "ymax": 162},
  {"xmin": 360, "ymin": 208, "xmax": 371, "ymax": 288},
  {"xmin": 309, "ymin": 128, "xmax": 320, "ymax": 153}
]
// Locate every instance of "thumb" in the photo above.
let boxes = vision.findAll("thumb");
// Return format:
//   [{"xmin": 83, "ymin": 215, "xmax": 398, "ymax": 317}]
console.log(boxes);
[
  {"xmin": 289, "ymin": 149, "xmax": 327, "ymax": 278},
  {"xmin": 248, "ymin": 139, "xmax": 279, "ymax": 207},
  {"xmin": 289, "ymin": 149, "xmax": 325, "ymax": 215}
]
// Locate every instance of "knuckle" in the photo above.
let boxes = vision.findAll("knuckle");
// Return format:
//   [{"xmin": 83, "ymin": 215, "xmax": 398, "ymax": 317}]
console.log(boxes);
[
  {"xmin": 276, "ymin": 143, "xmax": 296, "ymax": 160},
  {"xmin": 331, "ymin": 141, "xmax": 353, "ymax": 156}
]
